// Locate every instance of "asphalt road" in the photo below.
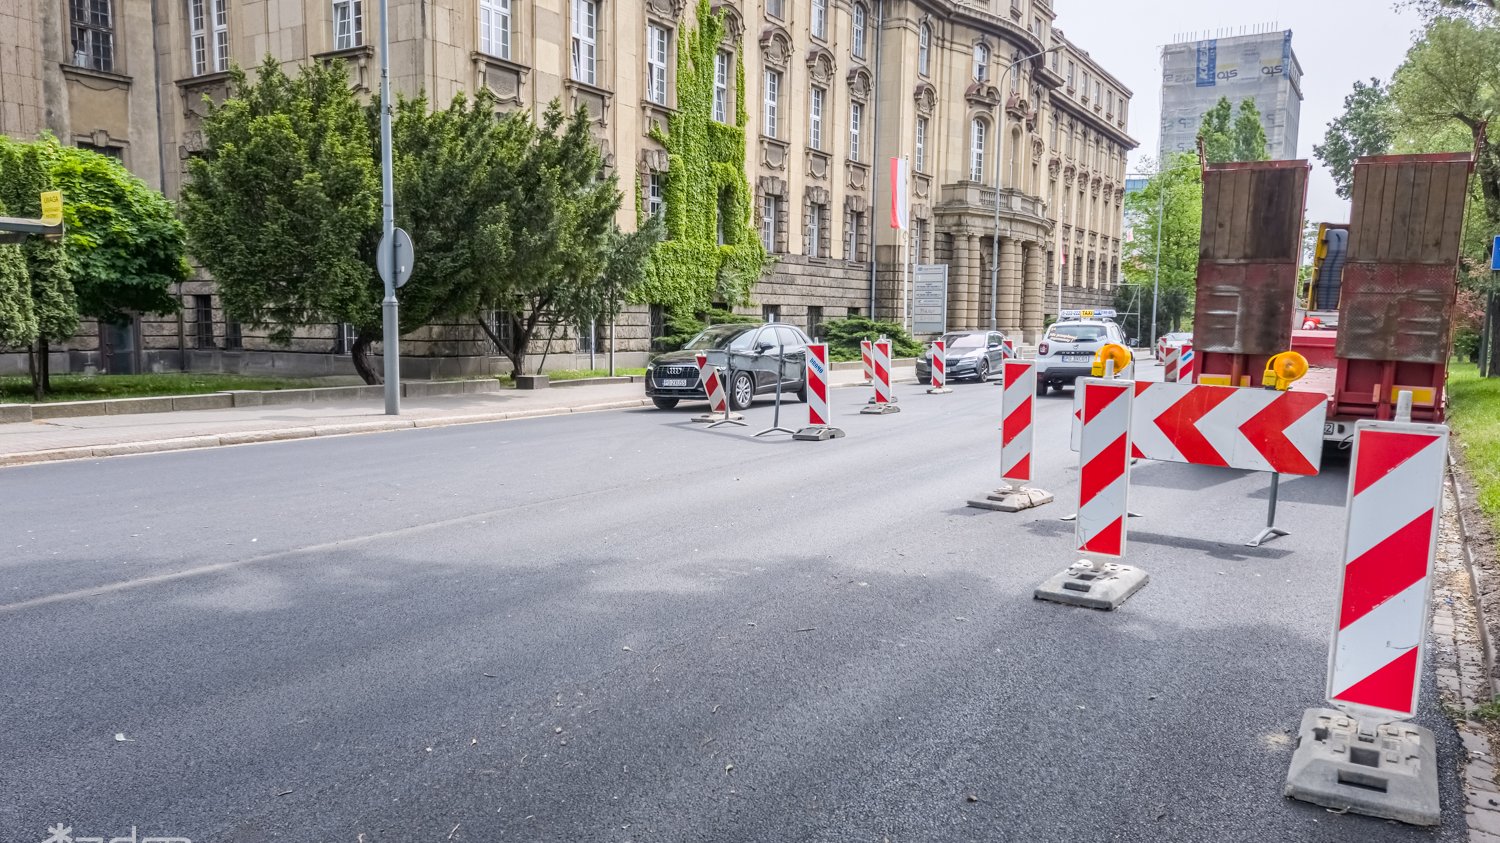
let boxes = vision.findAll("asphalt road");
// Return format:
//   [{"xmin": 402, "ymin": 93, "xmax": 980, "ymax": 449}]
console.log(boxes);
[{"xmin": 0, "ymin": 369, "xmax": 1465, "ymax": 843}]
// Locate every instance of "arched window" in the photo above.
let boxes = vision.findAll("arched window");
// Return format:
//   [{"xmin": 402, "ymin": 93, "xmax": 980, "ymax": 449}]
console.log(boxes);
[
  {"xmin": 970, "ymin": 118, "xmax": 988, "ymax": 182},
  {"xmin": 852, "ymin": 3, "xmax": 867, "ymax": 59},
  {"xmin": 973, "ymin": 43, "xmax": 990, "ymax": 81},
  {"xmin": 918, "ymin": 24, "xmax": 931, "ymax": 76}
]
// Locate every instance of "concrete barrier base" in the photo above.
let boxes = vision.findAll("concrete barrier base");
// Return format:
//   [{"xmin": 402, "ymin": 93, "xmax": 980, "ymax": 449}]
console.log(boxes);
[
  {"xmin": 692, "ymin": 412, "xmax": 743, "ymax": 424},
  {"xmin": 1284, "ymin": 708, "xmax": 1440, "ymax": 826},
  {"xmin": 859, "ymin": 404, "xmax": 900, "ymax": 415},
  {"xmin": 793, "ymin": 425, "xmax": 845, "ymax": 441},
  {"xmin": 926, "ymin": 386, "xmax": 953, "ymax": 394},
  {"xmin": 968, "ymin": 487, "xmax": 1054, "ymax": 512},
  {"xmin": 1034, "ymin": 560, "xmax": 1149, "ymax": 610}
]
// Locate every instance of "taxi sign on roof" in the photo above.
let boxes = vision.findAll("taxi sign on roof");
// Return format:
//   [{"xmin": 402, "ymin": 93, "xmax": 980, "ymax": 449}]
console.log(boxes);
[{"xmin": 1059, "ymin": 308, "xmax": 1117, "ymax": 321}]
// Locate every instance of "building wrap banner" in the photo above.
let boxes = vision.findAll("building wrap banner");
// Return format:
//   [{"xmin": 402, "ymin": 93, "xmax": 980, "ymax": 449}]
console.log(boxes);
[{"xmin": 1195, "ymin": 40, "xmax": 1217, "ymax": 87}]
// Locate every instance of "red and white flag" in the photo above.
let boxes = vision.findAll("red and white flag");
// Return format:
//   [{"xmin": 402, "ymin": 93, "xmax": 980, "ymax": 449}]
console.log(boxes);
[{"xmin": 890, "ymin": 157, "xmax": 909, "ymax": 230}]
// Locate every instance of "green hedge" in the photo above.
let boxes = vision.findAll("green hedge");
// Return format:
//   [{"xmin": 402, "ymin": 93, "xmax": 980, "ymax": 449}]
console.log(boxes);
[
  {"xmin": 651, "ymin": 306, "xmax": 759, "ymax": 352},
  {"xmin": 819, "ymin": 316, "xmax": 924, "ymax": 362}
]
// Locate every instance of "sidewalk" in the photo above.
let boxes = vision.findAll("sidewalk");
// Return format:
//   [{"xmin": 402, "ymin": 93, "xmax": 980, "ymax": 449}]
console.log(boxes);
[{"xmin": 0, "ymin": 364, "xmax": 914, "ymax": 467}]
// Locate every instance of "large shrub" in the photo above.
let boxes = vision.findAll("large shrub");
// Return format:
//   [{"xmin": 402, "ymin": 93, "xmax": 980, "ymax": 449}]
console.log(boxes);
[{"xmin": 819, "ymin": 316, "xmax": 924, "ymax": 362}]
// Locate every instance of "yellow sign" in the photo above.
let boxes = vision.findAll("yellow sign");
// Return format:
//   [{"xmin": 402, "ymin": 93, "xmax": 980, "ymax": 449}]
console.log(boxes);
[
  {"xmin": 40, "ymin": 191, "xmax": 62, "ymax": 225},
  {"xmin": 1080, "ymin": 309, "xmax": 1094, "ymax": 319}
]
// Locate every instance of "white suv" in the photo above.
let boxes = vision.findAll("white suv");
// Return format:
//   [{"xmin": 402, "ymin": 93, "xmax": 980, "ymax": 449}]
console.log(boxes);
[{"xmin": 1034, "ymin": 319, "xmax": 1133, "ymax": 394}]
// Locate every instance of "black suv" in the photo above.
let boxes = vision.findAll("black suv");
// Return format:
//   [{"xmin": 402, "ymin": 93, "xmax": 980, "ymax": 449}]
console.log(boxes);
[{"xmin": 646, "ymin": 323, "xmax": 811, "ymax": 410}]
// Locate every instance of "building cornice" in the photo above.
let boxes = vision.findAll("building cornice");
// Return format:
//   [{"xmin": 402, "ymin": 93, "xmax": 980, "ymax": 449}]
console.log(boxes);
[{"xmin": 1052, "ymin": 95, "xmax": 1138, "ymax": 150}]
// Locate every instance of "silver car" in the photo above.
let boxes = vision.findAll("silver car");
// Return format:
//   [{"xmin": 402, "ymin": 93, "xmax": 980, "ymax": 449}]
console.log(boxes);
[
  {"xmin": 1033, "ymin": 319, "xmax": 1133, "ymax": 394},
  {"xmin": 915, "ymin": 330, "xmax": 1013, "ymax": 384}
]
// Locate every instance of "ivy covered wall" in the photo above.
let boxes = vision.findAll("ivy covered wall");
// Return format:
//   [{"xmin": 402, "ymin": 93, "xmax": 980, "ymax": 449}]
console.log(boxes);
[{"xmin": 634, "ymin": 0, "xmax": 769, "ymax": 314}]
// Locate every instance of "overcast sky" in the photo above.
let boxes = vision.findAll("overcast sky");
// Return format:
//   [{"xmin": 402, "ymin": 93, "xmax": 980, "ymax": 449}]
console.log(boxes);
[{"xmin": 1056, "ymin": 0, "xmax": 1424, "ymax": 223}]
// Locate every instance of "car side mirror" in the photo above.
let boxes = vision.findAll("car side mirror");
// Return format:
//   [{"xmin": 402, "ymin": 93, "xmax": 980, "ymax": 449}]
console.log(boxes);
[{"xmin": 757, "ymin": 341, "xmax": 775, "ymax": 353}]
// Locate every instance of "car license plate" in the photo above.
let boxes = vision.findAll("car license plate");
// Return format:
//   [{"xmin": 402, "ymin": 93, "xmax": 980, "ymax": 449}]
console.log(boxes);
[
  {"xmin": 1063, "ymin": 354, "xmax": 1092, "ymax": 362},
  {"xmin": 661, "ymin": 378, "xmax": 689, "ymax": 387}
]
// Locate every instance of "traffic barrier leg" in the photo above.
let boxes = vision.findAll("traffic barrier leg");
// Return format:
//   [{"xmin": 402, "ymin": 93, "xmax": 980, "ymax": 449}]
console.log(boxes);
[
  {"xmin": 927, "ymin": 339, "xmax": 953, "ymax": 395},
  {"xmin": 794, "ymin": 343, "xmax": 845, "ymax": 441},
  {"xmin": 693, "ymin": 352, "xmax": 745, "ymax": 427},
  {"xmin": 860, "ymin": 339, "xmax": 901, "ymax": 415},
  {"xmin": 1284, "ymin": 397, "xmax": 1446, "ymax": 825},
  {"xmin": 969, "ymin": 360, "xmax": 1053, "ymax": 511},
  {"xmin": 1034, "ymin": 378, "xmax": 1149, "ymax": 610}
]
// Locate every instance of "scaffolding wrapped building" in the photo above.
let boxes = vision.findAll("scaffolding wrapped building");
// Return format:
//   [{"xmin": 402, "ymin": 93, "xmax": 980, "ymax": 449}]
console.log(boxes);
[{"xmin": 1158, "ymin": 29, "xmax": 1303, "ymax": 162}]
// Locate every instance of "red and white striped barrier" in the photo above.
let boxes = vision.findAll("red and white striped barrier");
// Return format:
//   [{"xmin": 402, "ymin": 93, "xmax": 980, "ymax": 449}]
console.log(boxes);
[
  {"xmin": 1003, "ymin": 337, "xmax": 1015, "ymax": 357},
  {"xmin": 1327, "ymin": 421, "xmax": 1448, "ymax": 720},
  {"xmin": 1035, "ymin": 377, "xmax": 1148, "ymax": 609},
  {"xmin": 860, "ymin": 340, "xmax": 874, "ymax": 385},
  {"xmin": 927, "ymin": 339, "xmax": 952, "ymax": 394},
  {"xmin": 1163, "ymin": 346, "xmax": 1181, "ymax": 382},
  {"xmin": 861, "ymin": 339, "xmax": 900, "ymax": 414},
  {"xmin": 967, "ymin": 360, "xmax": 1053, "ymax": 511},
  {"xmin": 1001, "ymin": 360, "xmax": 1036, "ymax": 484},
  {"xmin": 1070, "ymin": 382, "xmax": 1327, "ymax": 476},
  {"xmin": 693, "ymin": 352, "xmax": 744, "ymax": 426},
  {"xmin": 794, "ymin": 343, "xmax": 845, "ymax": 441},
  {"xmin": 1076, "ymin": 380, "xmax": 1132, "ymax": 557},
  {"xmin": 1178, "ymin": 342, "xmax": 1195, "ymax": 384}
]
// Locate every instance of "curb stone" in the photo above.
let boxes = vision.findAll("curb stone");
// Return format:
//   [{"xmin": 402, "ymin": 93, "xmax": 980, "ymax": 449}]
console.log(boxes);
[{"xmin": 0, "ymin": 398, "xmax": 652, "ymax": 468}]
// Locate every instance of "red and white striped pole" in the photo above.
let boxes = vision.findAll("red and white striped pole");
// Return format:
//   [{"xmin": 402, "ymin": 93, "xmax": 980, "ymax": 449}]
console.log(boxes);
[
  {"xmin": 693, "ymin": 352, "xmax": 744, "ymax": 427},
  {"xmin": 1285, "ymin": 410, "xmax": 1447, "ymax": 825},
  {"xmin": 1163, "ymin": 346, "xmax": 1181, "ymax": 382},
  {"xmin": 927, "ymin": 339, "xmax": 952, "ymax": 394},
  {"xmin": 968, "ymin": 359, "xmax": 1053, "ymax": 511},
  {"xmin": 861, "ymin": 339, "xmax": 900, "ymax": 415},
  {"xmin": 860, "ymin": 340, "xmax": 874, "ymax": 385},
  {"xmin": 794, "ymin": 343, "xmax": 845, "ymax": 441},
  {"xmin": 1034, "ymin": 377, "xmax": 1148, "ymax": 609},
  {"xmin": 1178, "ymin": 342, "xmax": 1195, "ymax": 384}
]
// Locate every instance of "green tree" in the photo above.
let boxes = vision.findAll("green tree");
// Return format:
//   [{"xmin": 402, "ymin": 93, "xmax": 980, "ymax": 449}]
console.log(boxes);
[
  {"xmin": 1231, "ymin": 98, "xmax": 1269, "ymax": 162},
  {"xmin": 0, "ymin": 138, "xmax": 77, "ymax": 398},
  {"xmin": 1198, "ymin": 97, "xmax": 1235, "ymax": 164},
  {"xmin": 181, "ymin": 58, "xmax": 382, "ymax": 379},
  {"xmin": 1122, "ymin": 153, "xmax": 1203, "ymax": 336},
  {"xmin": 1315, "ymin": 79, "xmax": 1395, "ymax": 199},
  {"xmin": 0, "ymin": 221, "xmax": 37, "ymax": 353}
]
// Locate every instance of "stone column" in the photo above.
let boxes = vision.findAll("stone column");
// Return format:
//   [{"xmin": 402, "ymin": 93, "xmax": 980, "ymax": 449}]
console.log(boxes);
[
  {"xmin": 963, "ymin": 232, "xmax": 982, "ymax": 330},
  {"xmin": 1023, "ymin": 242, "xmax": 1045, "ymax": 344},
  {"xmin": 950, "ymin": 230, "xmax": 972, "ymax": 332},
  {"xmin": 998, "ymin": 236, "xmax": 1022, "ymax": 333}
]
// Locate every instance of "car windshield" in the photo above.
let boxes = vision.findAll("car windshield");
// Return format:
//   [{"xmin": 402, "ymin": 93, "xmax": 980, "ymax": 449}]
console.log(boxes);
[
  {"xmin": 684, "ymin": 325, "xmax": 755, "ymax": 350},
  {"xmin": 943, "ymin": 333, "xmax": 986, "ymax": 349},
  {"xmin": 1048, "ymin": 324, "xmax": 1105, "ymax": 342}
]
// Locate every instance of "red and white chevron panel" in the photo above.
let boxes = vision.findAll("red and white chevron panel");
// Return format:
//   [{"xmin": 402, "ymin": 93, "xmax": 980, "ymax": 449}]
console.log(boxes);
[
  {"xmin": 860, "ymin": 340, "xmax": 874, "ymax": 384},
  {"xmin": 1326, "ymin": 421, "xmax": 1449, "ymax": 720},
  {"xmin": 695, "ymin": 352, "xmax": 728, "ymax": 414},
  {"xmin": 872, "ymin": 340, "xmax": 894, "ymax": 404},
  {"xmin": 1163, "ymin": 347, "xmax": 1181, "ymax": 382},
  {"xmin": 1001, "ymin": 360, "xmax": 1036, "ymax": 484},
  {"xmin": 1128, "ymin": 382, "xmax": 1327, "ymax": 475},
  {"xmin": 805, "ymin": 343, "xmax": 831, "ymax": 426},
  {"xmin": 1178, "ymin": 343, "xmax": 1195, "ymax": 384},
  {"xmin": 931, "ymin": 339, "xmax": 947, "ymax": 391},
  {"xmin": 1075, "ymin": 379, "xmax": 1132, "ymax": 558}
]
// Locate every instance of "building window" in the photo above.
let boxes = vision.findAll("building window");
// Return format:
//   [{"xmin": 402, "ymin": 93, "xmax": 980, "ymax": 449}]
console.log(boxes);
[
  {"xmin": 576, "ymin": 320, "xmax": 597, "ymax": 353},
  {"xmin": 646, "ymin": 172, "xmax": 665, "ymax": 219},
  {"xmin": 763, "ymin": 69, "xmax": 780, "ymax": 137},
  {"xmin": 190, "ymin": 0, "xmax": 229, "ymax": 75},
  {"xmin": 844, "ymin": 210, "xmax": 866, "ymax": 261},
  {"xmin": 332, "ymin": 0, "xmax": 363, "ymax": 49},
  {"xmin": 807, "ymin": 305, "xmax": 823, "ymax": 338},
  {"xmin": 973, "ymin": 43, "xmax": 989, "ymax": 81},
  {"xmin": 970, "ymin": 118, "xmax": 987, "ymax": 182},
  {"xmin": 225, "ymin": 319, "xmax": 243, "ymax": 349},
  {"xmin": 761, "ymin": 194, "xmax": 780, "ymax": 252},
  {"xmin": 70, "ymin": 0, "xmax": 114, "ymax": 71},
  {"xmin": 78, "ymin": 141, "xmax": 123, "ymax": 159},
  {"xmin": 1066, "ymin": 60, "xmax": 1075, "ymax": 89},
  {"xmin": 915, "ymin": 117, "xmax": 927, "ymax": 172},
  {"xmin": 571, "ymin": 0, "xmax": 597, "ymax": 85},
  {"xmin": 1095, "ymin": 80, "xmax": 1102, "ymax": 104},
  {"xmin": 716, "ymin": 189, "xmax": 732, "ymax": 245},
  {"xmin": 918, "ymin": 24, "xmax": 930, "ymax": 77},
  {"xmin": 809, "ymin": 86, "xmax": 824, "ymax": 150},
  {"xmin": 811, "ymin": 0, "xmax": 826, "ymax": 39},
  {"xmin": 193, "ymin": 295, "xmax": 215, "ymax": 349},
  {"xmin": 1050, "ymin": 48, "xmax": 1059, "ymax": 71},
  {"xmin": 808, "ymin": 202, "xmax": 825, "ymax": 257},
  {"xmin": 913, "ymin": 218, "xmax": 925, "ymax": 264},
  {"xmin": 1049, "ymin": 116, "xmax": 1058, "ymax": 149},
  {"xmin": 852, "ymin": 3, "xmax": 867, "ymax": 59},
  {"xmin": 713, "ymin": 50, "xmax": 730, "ymax": 123},
  {"xmin": 767, "ymin": 0, "xmax": 783, "ymax": 18},
  {"xmin": 479, "ymin": 0, "xmax": 510, "ymax": 59},
  {"xmin": 646, "ymin": 24, "xmax": 668, "ymax": 105},
  {"xmin": 849, "ymin": 101, "xmax": 862, "ymax": 161}
]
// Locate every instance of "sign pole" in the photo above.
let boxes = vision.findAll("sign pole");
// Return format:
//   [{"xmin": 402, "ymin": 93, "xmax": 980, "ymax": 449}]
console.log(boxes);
[{"xmin": 378, "ymin": 0, "xmax": 400, "ymax": 415}]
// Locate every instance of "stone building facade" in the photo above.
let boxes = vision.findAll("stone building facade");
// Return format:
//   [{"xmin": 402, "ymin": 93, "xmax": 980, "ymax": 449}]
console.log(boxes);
[{"xmin": 0, "ymin": 0, "xmax": 1132, "ymax": 376}]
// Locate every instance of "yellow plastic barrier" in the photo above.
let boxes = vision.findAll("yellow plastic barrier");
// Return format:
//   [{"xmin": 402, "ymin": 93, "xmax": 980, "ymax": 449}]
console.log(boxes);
[
  {"xmin": 1262, "ymin": 351, "xmax": 1309, "ymax": 392},
  {"xmin": 1091, "ymin": 343, "xmax": 1133, "ymax": 378}
]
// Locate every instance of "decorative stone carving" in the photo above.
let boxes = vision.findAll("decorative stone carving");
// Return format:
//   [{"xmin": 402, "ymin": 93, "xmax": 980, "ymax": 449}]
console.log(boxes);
[
  {"xmin": 758, "ymin": 175, "xmax": 788, "ymax": 196},
  {"xmin": 965, "ymin": 82, "xmax": 1000, "ymax": 108},
  {"xmin": 712, "ymin": 2, "xmax": 743, "ymax": 41},
  {"xmin": 760, "ymin": 27, "xmax": 792, "ymax": 68},
  {"xmin": 847, "ymin": 67, "xmax": 872, "ymax": 101},
  {"xmin": 646, "ymin": 0, "xmax": 687, "ymax": 19},
  {"xmin": 845, "ymin": 194, "xmax": 869, "ymax": 214},
  {"xmin": 1005, "ymin": 92, "xmax": 1026, "ymax": 119},
  {"xmin": 847, "ymin": 162, "xmax": 867, "ymax": 191},
  {"xmin": 760, "ymin": 137, "xmax": 788, "ymax": 171},
  {"xmin": 1031, "ymin": 136, "xmax": 1044, "ymax": 160},
  {"xmin": 639, "ymin": 148, "xmax": 669, "ymax": 173},
  {"xmin": 1115, "ymin": 187, "xmax": 1125, "ymax": 203},
  {"xmin": 807, "ymin": 185, "xmax": 831, "ymax": 206},
  {"xmin": 806, "ymin": 47, "xmax": 835, "ymax": 84},
  {"xmin": 913, "ymin": 83, "xmax": 937, "ymax": 115},
  {"xmin": 808, "ymin": 150, "xmax": 830, "ymax": 179},
  {"xmin": 1047, "ymin": 156, "xmax": 1062, "ymax": 178},
  {"xmin": 914, "ymin": 174, "xmax": 931, "ymax": 199},
  {"xmin": 1062, "ymin": 164, "xmax": 1075, "ymax": 184}
]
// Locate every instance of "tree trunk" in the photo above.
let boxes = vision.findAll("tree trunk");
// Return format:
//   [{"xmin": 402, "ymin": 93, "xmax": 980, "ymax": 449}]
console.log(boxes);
[
  {"xmin": 28, "ymin": 339, "xmax": 42, "ymax": 400},
  {"xmin": 476, "ymin": 318, "xmax": 524, "ymax": 380},
  {"xmin": 350, "ymin": 328, "xmax": 382, "ymax": 384},
  {"xmin": 39, "ymin": 338, "xmax": 51, "ymax": 393}
]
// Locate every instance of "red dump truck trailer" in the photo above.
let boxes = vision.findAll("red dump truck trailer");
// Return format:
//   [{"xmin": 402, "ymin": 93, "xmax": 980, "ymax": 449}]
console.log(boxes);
[{"xmin": 1192, "ymin": 152, "xmax": 1474, "ymax": 445}]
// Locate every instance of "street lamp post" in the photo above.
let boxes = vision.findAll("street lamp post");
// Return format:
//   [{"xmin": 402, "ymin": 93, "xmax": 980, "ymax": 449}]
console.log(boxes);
[
  {"xmin": 990, "ymin": 45, "xmax": 1062, "ymax": 333},
  {"xmin": 377, "ymin": 0, "xmax": 400, "ymax": 414}
]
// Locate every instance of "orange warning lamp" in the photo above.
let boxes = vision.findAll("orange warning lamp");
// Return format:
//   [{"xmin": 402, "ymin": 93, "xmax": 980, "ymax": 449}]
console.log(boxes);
[
  {"xmin": 1262, "ymin": 351, "xmax": 1309, "ymax": 391},
  {"xmin": 1091, "ymin": 343, "xmax": 1133, "ymax": 378}
]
